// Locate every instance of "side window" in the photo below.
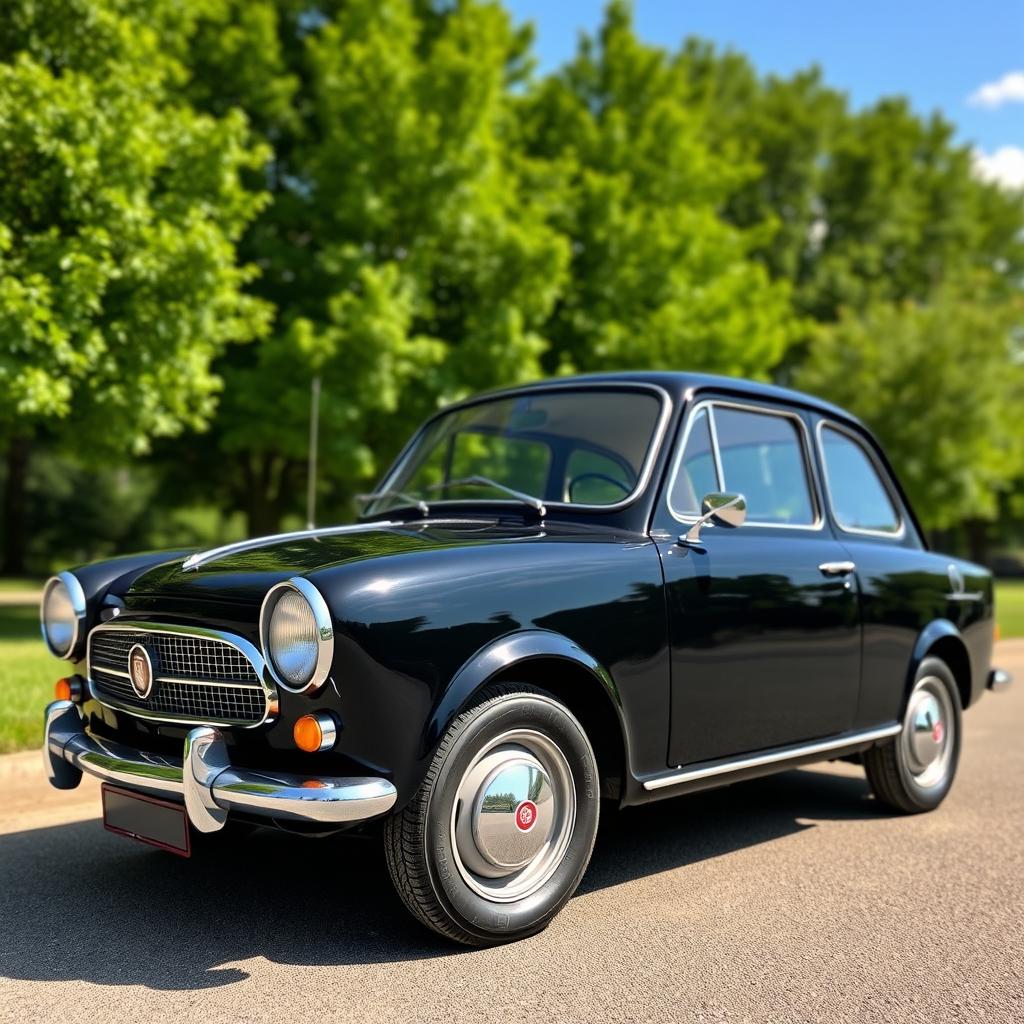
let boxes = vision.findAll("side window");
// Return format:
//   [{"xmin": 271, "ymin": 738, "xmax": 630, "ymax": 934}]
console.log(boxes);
[
  {"xmin": 669, "ymin": 408, "xmax": 720, "ymax": 515},
  {"xmin": 564, "ymin": 448, "xmax": 635, "ymax": 504},
  {"xmin": 819, "ymin": 425, "xmax": 900, "ymax": 534},
  {"xmin": 713, "ymin": 407, "xmax": 816, "ymax": 525}
]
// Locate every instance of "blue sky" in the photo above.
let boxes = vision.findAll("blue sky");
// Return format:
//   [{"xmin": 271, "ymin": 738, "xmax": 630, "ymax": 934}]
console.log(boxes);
[{"xmin": 505, "ymin": 0, "xmax": 1024, "ymax": 187}]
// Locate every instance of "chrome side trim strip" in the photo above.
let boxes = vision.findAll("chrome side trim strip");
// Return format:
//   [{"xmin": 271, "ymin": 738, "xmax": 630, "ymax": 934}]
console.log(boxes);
[
  {"xmin": 182, "ymin": 521, "xmax": 401, "ymax": 571},
  {"xmin": 642, "ymin": 723, "xmax": 902, "ymax": 791},
  {"xmin": 43, "ymin": 701, "xmax": 397, "ymax": 826}
]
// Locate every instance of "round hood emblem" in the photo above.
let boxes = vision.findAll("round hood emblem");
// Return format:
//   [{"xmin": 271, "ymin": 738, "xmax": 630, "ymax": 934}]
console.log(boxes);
[{"xmin": 128, "ymin": 643, "xmax": 154, "ymax": 699}]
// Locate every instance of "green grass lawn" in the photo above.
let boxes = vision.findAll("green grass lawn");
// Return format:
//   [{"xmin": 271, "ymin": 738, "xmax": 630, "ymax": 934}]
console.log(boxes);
[
  {"xmin": 0, "ymin": 605, "xmax": 63, "ymax": 754},
  {"xmin": 0, "ymin": 581, "xmax": 1021, "ymax": 757},
  {"xmin": 996, "ymin": 579, "xmax": 1024, "ymax": 641},
  {"xmin": 0, "ymin": 577, "xmax": 42, "ymax": 593}
]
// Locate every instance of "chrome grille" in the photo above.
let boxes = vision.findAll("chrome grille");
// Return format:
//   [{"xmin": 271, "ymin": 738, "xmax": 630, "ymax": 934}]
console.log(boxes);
[{"xmin": 88, "ymin": 624, "xmax": 273, "ymax": 727}]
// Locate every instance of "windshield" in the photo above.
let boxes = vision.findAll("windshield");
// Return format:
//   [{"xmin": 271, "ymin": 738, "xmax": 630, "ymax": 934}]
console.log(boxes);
[{"xmin": 365, "ymin": 388, "xmax": 664, "ymax": 515}]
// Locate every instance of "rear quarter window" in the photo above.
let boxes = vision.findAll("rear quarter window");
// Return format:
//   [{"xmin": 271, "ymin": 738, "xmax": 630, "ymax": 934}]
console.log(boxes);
[{"xmin": 819, "ymin": 425, "xmax": 901, "ymax": 534}]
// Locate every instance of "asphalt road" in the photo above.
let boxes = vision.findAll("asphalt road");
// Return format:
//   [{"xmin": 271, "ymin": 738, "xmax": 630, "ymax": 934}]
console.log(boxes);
[{"xmin": 2, "ymin": 642, "xmax": 1022, "ymax": 1024}]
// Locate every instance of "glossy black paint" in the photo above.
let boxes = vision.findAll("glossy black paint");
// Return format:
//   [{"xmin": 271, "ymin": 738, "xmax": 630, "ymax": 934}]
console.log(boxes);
[{"xmin": 62, "ymin": 371, "xmax": 995, "ymax": 818}]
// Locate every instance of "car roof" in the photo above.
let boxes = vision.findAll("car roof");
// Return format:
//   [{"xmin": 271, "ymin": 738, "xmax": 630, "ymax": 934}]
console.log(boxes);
[{"xmin": 470, "ymin": 371, "xmax": 862, "ymax": 428}]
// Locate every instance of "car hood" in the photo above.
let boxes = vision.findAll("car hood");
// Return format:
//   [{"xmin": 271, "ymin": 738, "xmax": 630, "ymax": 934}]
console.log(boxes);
[{"xmin": 123, "ymin": 518, "xmax": 616, "ymax": 610}]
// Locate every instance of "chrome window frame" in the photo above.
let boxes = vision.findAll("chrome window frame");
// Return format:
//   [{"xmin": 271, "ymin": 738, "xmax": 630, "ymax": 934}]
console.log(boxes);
[
  {"xmin": 815, "ymin": 418, "xmax": 905, "ymax": 539},
  {"xmin": 666, "ymin": 398, "xmax": 824, "ymax": 531},
  {"xmin": 366, "ymin": 382, "xmax": 674, "ymax": 516},
  {"xmin": 86, "ymin": 620, "xmax": 279, "ymax": 729}
]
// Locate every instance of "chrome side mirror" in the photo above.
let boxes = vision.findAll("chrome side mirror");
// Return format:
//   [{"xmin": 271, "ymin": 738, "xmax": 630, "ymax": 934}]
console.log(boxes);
[{"xmin": 679, "ymin": 492, "xmax": 747, "ymax": 545}]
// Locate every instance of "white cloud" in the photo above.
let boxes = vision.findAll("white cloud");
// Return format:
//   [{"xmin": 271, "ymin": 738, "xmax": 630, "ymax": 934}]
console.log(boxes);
[
  {"xmin": 973, "ymin": 146, "xmax": 1024, "ymax": 190},
  {"xmin": 968, "ymin": 70, "xmax": 1024, "ymax": 108}
]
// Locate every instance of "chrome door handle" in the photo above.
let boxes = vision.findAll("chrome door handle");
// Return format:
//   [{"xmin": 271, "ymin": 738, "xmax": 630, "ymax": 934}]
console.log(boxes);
[{"xmin": 819, "ymin": 560, "xmax": 856, "ymax": 577}]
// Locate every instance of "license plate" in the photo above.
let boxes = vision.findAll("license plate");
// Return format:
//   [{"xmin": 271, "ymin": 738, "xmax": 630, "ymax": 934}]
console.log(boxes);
[{"xmin": 102, "ymin": 784, "xmax": 191, "ymax": 857}]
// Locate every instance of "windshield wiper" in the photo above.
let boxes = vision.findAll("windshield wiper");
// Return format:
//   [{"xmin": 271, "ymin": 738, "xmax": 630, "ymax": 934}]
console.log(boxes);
[
  {"xmin": 356, "ymin": 489, "xmax": 430, "ymax": 516},
  {"xmin": 426, "ymin": 476, "xmax": 547, "ymax": 516}
]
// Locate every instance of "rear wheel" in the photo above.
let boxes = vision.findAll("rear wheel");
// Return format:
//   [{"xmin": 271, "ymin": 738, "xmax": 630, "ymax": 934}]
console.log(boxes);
[
  {"xmin": 384, "ymin": 684, "xmax": 600, "ymax": 946},
  {"xmin": 864, "ymin": 656, "xmax": 961, "ymax": 813}
]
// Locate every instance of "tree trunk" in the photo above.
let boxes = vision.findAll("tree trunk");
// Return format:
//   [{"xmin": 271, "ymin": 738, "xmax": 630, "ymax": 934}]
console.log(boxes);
[
  {"xmin": 963, "ymin": 518, "xmax": 990, "ymax": 567},
  {"xmin": 1, "ymin": 435, "xmax": 31, "ymax": 577},
  {"xmin": 240, "ymin": 453, "xmax": 291, "ymax": 537}
]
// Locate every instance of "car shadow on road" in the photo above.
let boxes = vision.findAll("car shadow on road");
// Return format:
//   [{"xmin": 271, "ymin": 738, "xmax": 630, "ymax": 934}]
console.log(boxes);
[{"xmin": 0, "ymin": 766, "xmax": 883, "ymax": 989}]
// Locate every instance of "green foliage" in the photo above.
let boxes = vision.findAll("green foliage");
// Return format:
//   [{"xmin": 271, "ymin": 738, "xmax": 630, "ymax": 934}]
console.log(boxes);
[
  {"xmin": 677, "ymin": 26, "xmax": 1024, "ymax": 541},
  {"xmin": 796, "ymin": 289, "xmax": 1024, "ymax": 529},
  {"xmin": 0, "ymin": 0, "xmax": 269, "ymax": 455},
  {"xmin": 166, "ymin": 0, "xmax": 570, "ymax": 531},
  {"xmin": 518, "ymin": 3, "xmax": 800, "ymax": 378},
  {"xmin": 802, "ymin": 101, "xmax": 1024, "ymax": 319},
  {"xmin": 0, "ymin": 605, "xmax": 62, "ymax": 754},
  {"xmin": 4, "ymin": 0, "xmax": 1024, "ymax": 562},
  {"xmin": 997, "ymin": 580, "xmax": 1024, "ymax": 640}
]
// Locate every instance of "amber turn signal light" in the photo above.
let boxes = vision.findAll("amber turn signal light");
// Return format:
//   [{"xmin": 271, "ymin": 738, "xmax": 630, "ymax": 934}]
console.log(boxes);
[
  {"xmin": 293, "ymin": 712, "xmax": 337, "ymax": 753},
  {"xmin": 994, "ymin": 623, "xmax": 1001, "ymax": 643},
  {"xmin": 54, "ymin": 677, "xmax": 82, "ymax": 702}
]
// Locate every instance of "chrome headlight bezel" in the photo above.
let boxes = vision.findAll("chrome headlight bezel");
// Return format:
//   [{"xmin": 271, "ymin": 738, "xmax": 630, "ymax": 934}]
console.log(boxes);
[
  {"xmin": 259, "ymin": 577, "xmax": 334, "ymax": 694},
  {"xmin": 40, "ymin": 571, "xmax": 87, "ymax": 660}
]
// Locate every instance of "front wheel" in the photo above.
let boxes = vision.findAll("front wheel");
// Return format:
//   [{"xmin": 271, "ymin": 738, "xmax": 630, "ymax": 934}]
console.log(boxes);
[
  {"xmin": 864, "ymin": 656, "xmax": 962, "ymax": 813},
  {"xmin": 384, "ymin": 684, "xmax": 600, "ymax": 945}
]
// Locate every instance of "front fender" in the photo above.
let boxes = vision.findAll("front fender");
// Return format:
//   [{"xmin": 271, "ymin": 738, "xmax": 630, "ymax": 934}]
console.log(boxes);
[{"xmin": 422, "ymin": 629, "xmax": 623, "ymax": 757}]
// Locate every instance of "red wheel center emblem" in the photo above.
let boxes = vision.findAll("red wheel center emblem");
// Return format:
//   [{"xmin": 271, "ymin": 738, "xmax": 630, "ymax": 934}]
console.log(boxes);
[
  {"xmin": 932, "ymin": 721, "xmax": 944, "ymax": 744},
  {"xmin": 514, "ymin": 800, "xmax": 538, "ymax": 832}
]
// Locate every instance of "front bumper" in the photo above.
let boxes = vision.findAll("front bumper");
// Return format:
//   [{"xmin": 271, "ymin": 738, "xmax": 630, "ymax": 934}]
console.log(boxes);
[{"xmin": 43, "ymin": 700, "xmax": 397, "ymax": 832}]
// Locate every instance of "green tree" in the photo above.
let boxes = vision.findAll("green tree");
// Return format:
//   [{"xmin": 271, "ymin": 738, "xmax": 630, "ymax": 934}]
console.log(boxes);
[
  {"xmin": 517, "ymin": 1, "xmax": 800, "ymax": 379},
  {"xmin": 676, "ymin": 43, "xmax": 846, "ymax": 289},
  {"xmin": 804, "ymin": 100, "xmax": 1024, "ymax": 319},
  {"xmin": 165, "ymin": 0, "xmax": 568, "ymax": 534},
  {"xmin": 0, "ymin": 0, "xmax": 268, "ymax": 571},
  {"xmin": 795, "ymin": 287, "xmax": 1024, "ymax": 539},
  {"xmin": 674, "ymin": 40, "xmax": 1024, "ymax": 319}
]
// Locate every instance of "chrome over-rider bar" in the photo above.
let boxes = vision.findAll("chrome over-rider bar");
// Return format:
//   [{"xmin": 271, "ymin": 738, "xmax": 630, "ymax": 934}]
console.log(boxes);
[{"xmin": 43, "ymin": 700, "xmax": 397, "ymax": 831}]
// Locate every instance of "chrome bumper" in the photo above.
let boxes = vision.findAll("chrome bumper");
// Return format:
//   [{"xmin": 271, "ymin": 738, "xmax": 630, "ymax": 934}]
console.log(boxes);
[
  {"xmin": 43, "ymin": 700, "xmax": 397, "ymax": 831},
  {"xmin": 988, "ymin": 668, "xmax": 1013, "ymax": 693}
]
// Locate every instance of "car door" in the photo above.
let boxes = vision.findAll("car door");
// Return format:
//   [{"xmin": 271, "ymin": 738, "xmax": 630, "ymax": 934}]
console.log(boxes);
[
  {"xmin": 812, "ymin": 417, "xmax": 977, "ymax": 728},
  {"xmin": 651, "ymin": 397, "xmax": 863, "ymax": 767}
]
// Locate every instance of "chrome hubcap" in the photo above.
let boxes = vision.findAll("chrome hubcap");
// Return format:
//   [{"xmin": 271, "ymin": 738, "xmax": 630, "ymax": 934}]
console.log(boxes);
[
  {"xmin": 451, "ymin": 728, "xmax": 575, "ymax": 903},
  {"xmin": 902, "ymin": 676, "xmax": 954, "ymax": 788}
]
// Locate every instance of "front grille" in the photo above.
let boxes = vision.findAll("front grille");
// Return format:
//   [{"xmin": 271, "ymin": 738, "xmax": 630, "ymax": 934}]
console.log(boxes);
[{"xmin": 88, "ymin": 625, "xmax": 272, "ymax": 727}]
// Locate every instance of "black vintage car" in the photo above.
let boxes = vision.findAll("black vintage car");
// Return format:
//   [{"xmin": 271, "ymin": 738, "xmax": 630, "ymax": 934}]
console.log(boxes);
[{"xmin": 41, "ymin": 372, "xmax": 1012, "ymax": 945}]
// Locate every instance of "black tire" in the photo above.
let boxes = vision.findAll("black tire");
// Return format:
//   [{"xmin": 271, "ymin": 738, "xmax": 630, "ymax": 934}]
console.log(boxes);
[
  {"xmin": 864, "ymin": 656, "xmax": 962, "ymax": 814},
  {"xmin": 384, "ymin": 683, "xmax": 600, "ymax": 946}
]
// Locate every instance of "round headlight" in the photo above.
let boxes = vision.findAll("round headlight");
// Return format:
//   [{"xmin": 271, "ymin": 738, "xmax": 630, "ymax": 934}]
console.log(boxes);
[
  {"xmin": 260, "ymin": 579, "xmax": 334, "ymax": 693},
  {"xmin": 40, "ymin": 573, "xmax": 85, "ymax": 659}
]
